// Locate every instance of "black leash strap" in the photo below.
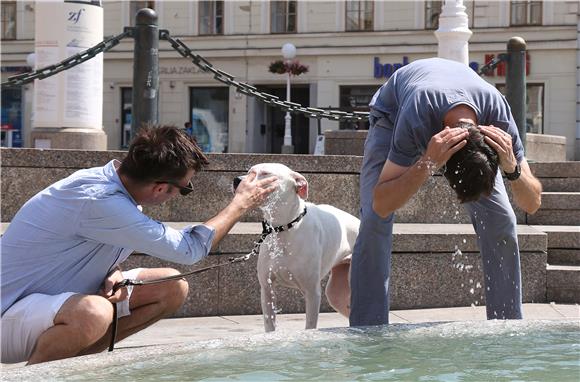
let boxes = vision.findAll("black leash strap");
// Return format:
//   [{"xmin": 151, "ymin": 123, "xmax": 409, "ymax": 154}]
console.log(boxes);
[
  {"xmin": 109, "ymin": 303, "xmax": 118, "ymax": 352},
  {"xmin": 107, "ymin": 207, "xmax": 307, "ymax": 352}
]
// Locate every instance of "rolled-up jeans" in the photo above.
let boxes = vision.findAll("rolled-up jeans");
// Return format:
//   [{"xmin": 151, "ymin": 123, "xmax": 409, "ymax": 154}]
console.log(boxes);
[{"xmin": 349, "ymin": 117, "xmax": 522, "ymax": 327}]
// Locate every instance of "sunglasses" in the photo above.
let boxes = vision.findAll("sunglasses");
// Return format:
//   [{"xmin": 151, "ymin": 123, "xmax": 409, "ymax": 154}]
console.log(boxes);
[{"xmin": 155, "ymin": 180, "xmax": 194, "ymax": 196}]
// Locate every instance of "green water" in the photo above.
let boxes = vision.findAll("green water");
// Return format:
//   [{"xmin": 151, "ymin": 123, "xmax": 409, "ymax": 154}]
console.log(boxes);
[{"xmin": 25, "ymin": 321, "xmax": 580, "ymax": 381}]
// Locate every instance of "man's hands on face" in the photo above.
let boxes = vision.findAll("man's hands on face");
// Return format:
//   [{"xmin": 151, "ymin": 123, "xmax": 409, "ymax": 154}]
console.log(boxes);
[
  {"xmin": 99, "ymin": 268, "xmax": 128, "ymax": 303},
  {"xmin": 479, "ymin": 125, "xmax": 518, "ymax": 173},
  {"xmin": 233, "ymin": 171, "xmax": 278, "ymax": 210},
  {"xmin": 422, "ymin": 127, "xmax": 469, "ymax": 170}
]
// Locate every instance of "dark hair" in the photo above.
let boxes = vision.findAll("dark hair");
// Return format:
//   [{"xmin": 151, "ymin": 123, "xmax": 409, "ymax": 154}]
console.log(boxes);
[
  {"xmin": 119, "ymin": 124, "xmax": 209, "ymax": 183},
  {"xmin": 443, "ymin": 121, "xmax": 499, "ymax": 203}
]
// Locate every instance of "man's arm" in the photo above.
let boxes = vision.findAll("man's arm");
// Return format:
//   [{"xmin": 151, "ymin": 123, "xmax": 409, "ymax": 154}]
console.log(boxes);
[
  {"xmin": 373, "ymin": 127, "xmax": 468, "ymax": 218},
  {"xmin": 205, "ymin": 171, "xmax": 277, "ymax": 250},
  {"xmin": 480, "ymin": 125, "xmax": 542, "ymax": 214}
]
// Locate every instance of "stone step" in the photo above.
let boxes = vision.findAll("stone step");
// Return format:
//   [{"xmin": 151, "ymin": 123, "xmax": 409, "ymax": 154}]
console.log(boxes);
[
  {"xmin": 0, "ymin": 221, "xmax": 558, "ymax": 316},
  {"xmin": 527, "ymin": 192, "xmax": 580, "ymax": 225},
  {"xmin": 532, "ymin": 225, "xmax": 580, "ymax": 266},
  {"xmin": 546, "ymin": 265, "xmax": 580, "ymax": 304},
  {"xmin": 2, "ymin": 148, "xmax": 578, "ymax": 226},
  {"xmin": 119, "ymin": 223, "xmax": 548, "ymax": 318}
]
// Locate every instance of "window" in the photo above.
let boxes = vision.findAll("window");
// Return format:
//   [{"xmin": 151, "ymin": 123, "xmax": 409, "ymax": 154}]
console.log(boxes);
[
  {"xmin": 1, "ymin": 88, "xmax": 23, "ymax": 147},
  {"xmin": 1, "ymin": 2, "xmax": 16, "ymax": 40},
  {"xmin": 199, "ymin": 1, "xmax": 223, "ymax": 35},
  {"xmin": 496, "ymin": 83, "xmax": 544, "ymax": 134},
  {"xmin": 345, "ymin": 1, "xmax": 373, "ymax": 32},
  {"xmin": 129, "ymin": 1, "xmax": 155, "ymax": 26},
  {"xmin": 189, "ymin": 87, "xmax": 229, "ymax": 153},
  {"xmin": 425, "ymin": 1, "xmax": 443, "ymax": 30},
  {"xmin": 339, "ymin": 86, "xmax": 375, "ymax": 130},
  {"xmin": 270, "ymin": 1, "xmax": 296, "ymax": 34},
  {"xmin": 121, "ymin": 88, "xmax": 132, "ymax": 149},
  {"xmin": 510, "ymin": 1, "xmax": 542, "ymax": 26}
]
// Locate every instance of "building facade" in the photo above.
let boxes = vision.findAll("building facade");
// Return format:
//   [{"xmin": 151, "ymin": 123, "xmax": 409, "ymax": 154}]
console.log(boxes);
[{"xmin": 2, "ymin": 0, "xmax": 579, "ymax": 160}]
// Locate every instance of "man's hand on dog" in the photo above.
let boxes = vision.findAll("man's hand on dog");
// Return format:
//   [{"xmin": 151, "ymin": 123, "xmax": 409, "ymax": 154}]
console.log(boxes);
[
  {"xmin": 99, "ymin": 268, "xmax": 129, "ymax": 303},
  {"xmin": 233, "ymin": 171, "xmax": 278, "ymax": 210}
]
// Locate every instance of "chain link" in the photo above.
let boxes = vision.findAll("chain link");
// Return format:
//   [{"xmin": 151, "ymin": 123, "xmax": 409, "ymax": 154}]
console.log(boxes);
[
  {"xmin": 2, "ymin": 27, "xmax": 368, "ymax": 123},
  {"xmin": 1, "ymin": 29, "xmax": 133, "ymax": 88},
  {"xmin": 478, "ymin": 53, "xmax": 507, "ymax": 76},
  {"xmin": 161, "ymin": 32, "xmax": 369, "ymax": 123}
]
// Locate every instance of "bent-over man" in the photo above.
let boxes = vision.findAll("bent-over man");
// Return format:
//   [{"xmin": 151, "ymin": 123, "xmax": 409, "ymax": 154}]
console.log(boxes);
[{"xmin": 350, "ymin": 58, "xmax": 542, "ymax": 327}]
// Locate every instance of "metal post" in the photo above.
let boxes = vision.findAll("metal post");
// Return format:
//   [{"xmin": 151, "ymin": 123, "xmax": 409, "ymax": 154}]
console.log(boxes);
[
  {"xmin": 505, "ymin": 36, "xmax": 527, "ymax": 149},
  {"xmin": 131, "ymin": 8, "xmax": 159, "ymax": 138}
]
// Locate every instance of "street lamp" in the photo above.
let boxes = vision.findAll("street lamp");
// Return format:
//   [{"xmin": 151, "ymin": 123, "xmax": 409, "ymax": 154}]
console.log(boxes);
[{"xmin": 281, "ymin": 42, "xmax": 296, "ymax": 154}]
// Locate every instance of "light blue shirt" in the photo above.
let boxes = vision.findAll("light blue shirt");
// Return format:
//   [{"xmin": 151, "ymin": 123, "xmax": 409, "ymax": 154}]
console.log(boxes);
[
  {"xmin": 369, "ymin": 57, "xmax": 525, "ymax": 167},
  {"xmin": 1, "ymin": 160, "xmax": 215, "ymax": 315}
]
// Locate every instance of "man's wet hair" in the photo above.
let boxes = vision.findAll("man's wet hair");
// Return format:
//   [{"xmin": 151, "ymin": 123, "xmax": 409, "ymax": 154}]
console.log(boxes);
[
  {"xmin": 443, "ymin": 121, "xmax": 499, "ymax": 203},
  {"xmin": 119, "ymin": 124, "xmax": 209, "ymax": 183}
]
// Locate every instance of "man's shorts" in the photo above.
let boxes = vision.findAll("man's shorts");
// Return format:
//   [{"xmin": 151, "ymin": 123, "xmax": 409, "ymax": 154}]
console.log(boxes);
[{"xmin": 1, "ymin": 268, "xmax": 142, "ymax": 364}]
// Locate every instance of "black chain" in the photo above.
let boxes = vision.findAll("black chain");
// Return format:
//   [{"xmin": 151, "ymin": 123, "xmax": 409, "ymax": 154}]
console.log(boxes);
[
  {"xmin": 1, "ymin": 27, "xmax": 368, "ymax": 123},
  {"xmin": 160, "ymin": 31, "xmax": 369, "ymax": 123},
  {"xmin": 478, "ymin": 53, "xmax": 508, "ymax": 76},
  {"xmin": 1, "ymin": 29, "xmax": 133, "ymax": 88}
]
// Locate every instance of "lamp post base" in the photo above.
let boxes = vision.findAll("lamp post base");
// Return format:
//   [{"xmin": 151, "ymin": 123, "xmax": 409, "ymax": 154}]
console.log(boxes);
[{"xmin": 281, "ymin": 144, "xmax": 294, "ymax": 154}]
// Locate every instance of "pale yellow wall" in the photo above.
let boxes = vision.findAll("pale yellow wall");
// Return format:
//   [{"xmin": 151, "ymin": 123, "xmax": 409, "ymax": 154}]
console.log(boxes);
[
  {"xmin": 302, "ymin": 1, "xmax": 338, "ymax": 33},
  {"xmin": 16, "ymin": 1, "xmax": 35, "ymax": 40},
  {"xmin": 103, "ymin": 1, "xmax": 123, "ymax": 36},
  {"xmin": 551, "ymin": 0, "xmax": 579, "ymax": 25},
  {"xmin": 382, "ymin": 1, "xmax": 417, "ymax": 30},
  {"xmin": 3, "ymin": 0, "xmax": 579, "ymax": 158}
]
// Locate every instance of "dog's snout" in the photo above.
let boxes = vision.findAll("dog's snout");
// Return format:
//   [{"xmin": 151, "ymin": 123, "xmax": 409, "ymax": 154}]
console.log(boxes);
[{"xmin": 233, "ymin": 175, "xmax": 246, "ymax": 191}]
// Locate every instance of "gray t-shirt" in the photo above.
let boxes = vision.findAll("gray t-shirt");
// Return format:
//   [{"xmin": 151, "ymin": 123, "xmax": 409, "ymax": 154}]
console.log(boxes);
[{"xmin": 369, "ymin": 57, "xmax": 525, "ymax": 167}]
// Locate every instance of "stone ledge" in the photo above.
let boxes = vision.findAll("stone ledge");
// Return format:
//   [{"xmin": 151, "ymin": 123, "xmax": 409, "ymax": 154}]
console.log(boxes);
[
  {"xmin": 526, "ymin": 133, "xmax": 566, "ymax": 144},
  {"xmin": 0, "ymin": 148, "xmax": 363, "ymax": 174},
  {"xmin": 158, "ymin": 222, "xmax": 548, "ymax": 254},
  {"xmin": 0, "ymin": 222, "xmax": 549, "ymax": 253},
  {"xmin": 532, "ymin": 225, "xmax": 580, "ymax": 249},
  {"xmin": 539, "ymin": 192, "xmax": 580, "ymax": 210}
]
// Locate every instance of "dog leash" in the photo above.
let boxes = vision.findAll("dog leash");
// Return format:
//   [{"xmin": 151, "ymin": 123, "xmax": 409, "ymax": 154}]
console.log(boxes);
[{"xmin": 108, "ymin": 207, "xmax": 308, "ymax": 352}]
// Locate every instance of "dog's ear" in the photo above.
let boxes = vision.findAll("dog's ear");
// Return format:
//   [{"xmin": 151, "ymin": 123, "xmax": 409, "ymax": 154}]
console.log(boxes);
[{"xmin": 291, "ymin": 171, "xmax": 308, "ymax": 200}]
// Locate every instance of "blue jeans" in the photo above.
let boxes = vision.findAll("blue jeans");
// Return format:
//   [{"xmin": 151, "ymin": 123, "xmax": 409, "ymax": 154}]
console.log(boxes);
[{"xmin": 349, "ymin": 119, "xmax": 523, "ymax": 326}]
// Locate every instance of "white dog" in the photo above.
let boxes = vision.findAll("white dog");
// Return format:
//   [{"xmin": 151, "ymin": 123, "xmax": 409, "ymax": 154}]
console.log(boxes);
[{"xmin": 237, "ymin": 163, "xmax": 359, "ymax": 332}]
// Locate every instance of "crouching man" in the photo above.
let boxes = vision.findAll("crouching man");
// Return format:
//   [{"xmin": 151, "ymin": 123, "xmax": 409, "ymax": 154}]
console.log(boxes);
[{"xmin": 1, "ymin": 125, "xmax": 277, "ymax": 365}]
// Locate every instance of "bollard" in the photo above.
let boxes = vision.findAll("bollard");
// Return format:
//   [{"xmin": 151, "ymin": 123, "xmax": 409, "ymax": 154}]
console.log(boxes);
[
  {"xmin": 505, "ymin": 36, "xmax": 527, "ymax": 150},
  {"xmin": 131, "ymin": 8, "xmax": 159, "ymax": 139}
]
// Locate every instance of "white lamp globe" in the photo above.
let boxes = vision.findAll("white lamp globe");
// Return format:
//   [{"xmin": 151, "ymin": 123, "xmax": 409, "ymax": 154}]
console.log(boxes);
[
  {"xmin": 281, "ymin": 43, "xmax": 296, "ymax": 60},
  {"xmin": 26, "ymin": 53, "xmax": 36, "ymax": 69}
]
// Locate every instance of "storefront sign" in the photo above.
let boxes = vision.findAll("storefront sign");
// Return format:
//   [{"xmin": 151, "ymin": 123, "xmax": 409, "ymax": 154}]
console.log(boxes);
[
  {"xmin": 372, "ymin": 54, "xmax": 530, "ymax": 79},
  {"xmin": 159, "ymin": 66, "xmax": 201, "ymax": 75},
  {"xmin": 373, "ymin": 56, "xmax": 409, "ymax": 79}
]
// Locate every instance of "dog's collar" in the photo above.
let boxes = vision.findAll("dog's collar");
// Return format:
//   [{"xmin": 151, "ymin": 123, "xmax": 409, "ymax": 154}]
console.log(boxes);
[{"xmin": 261, "ymin": 206, "xmax": 308, "ymax": 235}]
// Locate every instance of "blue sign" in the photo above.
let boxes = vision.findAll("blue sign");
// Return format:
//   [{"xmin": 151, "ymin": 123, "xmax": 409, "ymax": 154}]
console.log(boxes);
[{"xmin": 373, "ymin": 56, "xmax": 409, "ymax": 79}]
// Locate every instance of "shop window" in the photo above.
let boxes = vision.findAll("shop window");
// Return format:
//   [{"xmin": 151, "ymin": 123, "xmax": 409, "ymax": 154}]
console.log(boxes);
[
  {"xmin": 199, "ymin": 1, "xmax": 223, "ymax": 35},
  {"xmin": 510, "ymin": 1, "xmax": 542, "ymax": 26},
  {"xmin": 189, "ymin": 87, "xmax": 229, "ymax": 153},
  {"xmin": 425, "ymin": 0, "xmax": 442, "ymax": 30},
  {"xmin": 129, "ymin": 1, "xmax": 155, "ymax": 26},
  {"xmin": 1, "ymin": 87, "xmax": 23, "ymax": 147},
  {"xmin": 345, "ymin": 1, "xmax": 373, "ymax": 32},
  {"xmin": 1, "ymin": 2, "xmax": 16, "ymax": 40},
  {"xmin": 121, "ymin": 87, "xmax": 132, "ymax": 149},
  {"xmin": 496, "ymin": 83, "xmax": 544, "ymax": 134},
  {"xmin": 339, "ymin": 86, "xmax": 375, "ymax": 130},
  {"xmin": 271, "ymin": 1, "xmax": 296, "ymax": 34}
]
